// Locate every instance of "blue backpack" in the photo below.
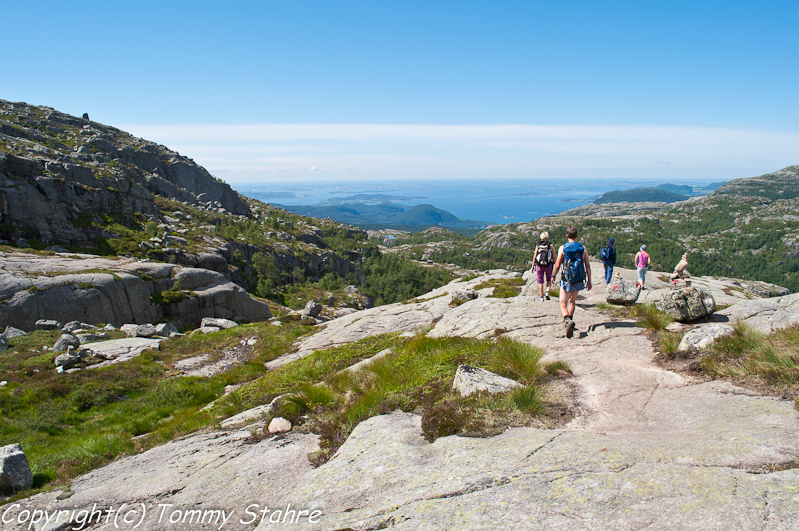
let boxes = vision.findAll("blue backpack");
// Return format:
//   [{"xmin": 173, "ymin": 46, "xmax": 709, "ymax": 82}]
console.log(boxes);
[
  {"xmin": 562, "ymin": 242, "xmax": 586, "ymax": 283},
  {"xmin": 600, "ymin": 244, "xmax": 611, "ymax": 261}
]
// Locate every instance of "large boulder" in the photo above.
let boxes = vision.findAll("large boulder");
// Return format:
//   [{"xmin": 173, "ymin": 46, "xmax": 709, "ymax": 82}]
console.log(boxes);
[
  {"xmin": 452, "ymin": 365, "xmax": 523, "ymax": 396},
  {"xmin": 301, "ymin": 300, "xmax": 323, "ymax": 318},
  {"xmin": 53, "ymin": 333, "xmax": 80, "ymax": 352},
  {"xmin": 656, "ymin": 287, "xmax": 716, "ymax": 322},
  {"xmin": 605, "ymin": 275, "xmax": 641, "ymax": 305},
  {"xmin": 0, "ymin": 444, "xmax": 33, "ymax": 494}
]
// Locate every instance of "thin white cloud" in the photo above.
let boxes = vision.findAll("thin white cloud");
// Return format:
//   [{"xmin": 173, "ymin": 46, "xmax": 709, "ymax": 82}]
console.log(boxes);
[{"xmin": 120, "ymin": 123, "xmax": 799, "ymax": 183}]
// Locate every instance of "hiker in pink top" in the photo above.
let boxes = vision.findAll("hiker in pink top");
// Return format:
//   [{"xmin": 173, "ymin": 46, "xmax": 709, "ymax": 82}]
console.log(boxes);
[{"xmin": 634, "ymin": 244, "xmax": 651, "ymax": 289}]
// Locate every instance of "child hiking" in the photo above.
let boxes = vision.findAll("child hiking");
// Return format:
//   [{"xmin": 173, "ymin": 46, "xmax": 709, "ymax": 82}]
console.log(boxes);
[
  {"xmin": 634, "ymin": 244, "xmax": 651, "ymax": 289},
  {"xmin": 552, "ymin": 226, "xmax": 592, "ymax": 338},
  {"xmin": 532, "ymin": 231, "xmax": 554, "ymax": 301}
]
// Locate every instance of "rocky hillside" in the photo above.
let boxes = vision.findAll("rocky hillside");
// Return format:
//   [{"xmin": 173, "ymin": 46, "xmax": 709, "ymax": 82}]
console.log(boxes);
[{"xmin": 0, "ymin": 99, "xmax": 249, "ymax": 247}]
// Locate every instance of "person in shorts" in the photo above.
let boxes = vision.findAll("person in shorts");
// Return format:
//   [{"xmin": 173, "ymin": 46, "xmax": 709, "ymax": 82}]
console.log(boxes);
[
  {"xmin": 552, "ymin": 226, "xmax": 592, "ymax": 338},
  {"xmin": 532, "ymin": 231, "xmax": 554, "ymax": 301},
  {"xmin": 634, "ymin": 244, "xmax": 651, "ymax": 289}
]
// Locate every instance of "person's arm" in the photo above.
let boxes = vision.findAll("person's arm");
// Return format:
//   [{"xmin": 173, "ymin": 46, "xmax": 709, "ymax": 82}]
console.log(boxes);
[
  {"xmin": 611, "ymin": 247, "xmax": 616, "ymax": 265},
  {"xmin": 552, "ymin": 246, "xmax": 564, "ymax": 279},
  {"xmin": 583, "ymin": 247, "xmax": 592, "ymax": 290}
]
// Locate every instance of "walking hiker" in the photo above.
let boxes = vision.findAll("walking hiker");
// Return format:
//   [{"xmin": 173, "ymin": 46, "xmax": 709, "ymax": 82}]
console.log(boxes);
[
  {"xmin": 634, "ymin": 244, "xmax": 651, "ymax": 289},
  {"xmin": 599, "ymin": 237, "xmax": 616, "ymax": 284},
  {"xmin": 532, "ymin": 231, "xmax": 554, "ymax": 301},
  {"xmin": 552, "ymin": 226, "xmax": 592, "ymax": 338}
]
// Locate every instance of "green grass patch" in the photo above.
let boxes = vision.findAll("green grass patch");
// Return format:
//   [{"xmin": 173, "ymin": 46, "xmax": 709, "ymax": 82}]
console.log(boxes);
[
  {"xmin": 266, "ymin": 335, "xmax": 570, "ymax": 464},
  {"xmin": 474, "ymin": 277, "xmax": 526, "ymax": 298},
  {"xmin": 0, "ymin": 320, "xmax": 313, "ymax": 493},
  {"xmin": 151, "ymin": 289, "xmax": 192, "ymax": 305},
  {"xmin": 700, "ymin": 322, "xmax": 799, "ymax": 394}
]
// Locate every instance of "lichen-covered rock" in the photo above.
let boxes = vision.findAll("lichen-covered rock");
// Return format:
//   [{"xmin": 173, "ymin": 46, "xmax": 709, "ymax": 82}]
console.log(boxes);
[
  {"xmin": 605, "ymin": 275, "xmax": 641, "ymax": 305},
  {"xmin": 452, "ymin": 365, "xmax": 522, "ymax": 396},
  {"xmin": 656, "ymin": 287, "xmax": 716, "ymax": 322},
  {"xmin": 679, "ymin": 323, "xmax": 735, "ymax": 351},
  {"xmin": 0, "ymin": 444, "xmax": 32, "ymax": 494}
]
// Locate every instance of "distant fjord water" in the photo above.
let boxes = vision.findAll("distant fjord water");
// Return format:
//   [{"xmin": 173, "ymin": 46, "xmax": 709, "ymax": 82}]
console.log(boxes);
[{"xmin": 239, "ymin": 178, "xmax": 721, "ymax": 226}]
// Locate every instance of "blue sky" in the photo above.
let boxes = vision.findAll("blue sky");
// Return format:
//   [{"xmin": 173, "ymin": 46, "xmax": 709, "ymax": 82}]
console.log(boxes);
[{"xmin": 3, "ymin": 1, "xmax": 798, "ymax": 184}]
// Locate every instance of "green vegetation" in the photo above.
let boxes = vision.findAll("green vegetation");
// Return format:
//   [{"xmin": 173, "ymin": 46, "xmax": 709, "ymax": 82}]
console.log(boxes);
[
  {"xmin": 260, "ymin": 335, "xmax": 571, "ymax": 462},
  {"xmin": 0, "ymin": 321, "xmax": 312, "ymax": 490},
  {"xmin": 150, "ymin": 289, "xmax": 192, "ymax": 305},
  {"xmin": 358, "ymin": 246, "xmax": 454, "ymax": 305},
  {"xmin": 701, "ymin": 323, "xmax": 799, "ymax": 392},
  {"xmin": 474, "ymin": 277, "xmax": 526, "ymax": 298}
]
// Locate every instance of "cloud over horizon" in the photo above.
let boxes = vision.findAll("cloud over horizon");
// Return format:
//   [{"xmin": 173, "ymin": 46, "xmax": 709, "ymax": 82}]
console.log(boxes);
[{"xmin": 121, "ymin": 123, "xmax": 799, "ymax": 184}]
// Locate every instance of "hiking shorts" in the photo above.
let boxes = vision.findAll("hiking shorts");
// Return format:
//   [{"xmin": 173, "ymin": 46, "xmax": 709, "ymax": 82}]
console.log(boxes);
[
  {"xmin": 560, "ymin": 280, "xmax": 584, "ymax": 293},
  {"xmin": 536, "ymin": 264, "xmax": 553, "ymax": 284},
  {"xmin": 637, "ymin": 267, "xmax": 648, "ymax": 283}
]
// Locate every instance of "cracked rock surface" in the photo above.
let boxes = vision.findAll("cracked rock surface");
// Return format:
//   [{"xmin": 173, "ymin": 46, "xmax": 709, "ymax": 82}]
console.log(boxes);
[{"xmin": 6, "ymin": 269, "xmax": 799, "ymax": 531}]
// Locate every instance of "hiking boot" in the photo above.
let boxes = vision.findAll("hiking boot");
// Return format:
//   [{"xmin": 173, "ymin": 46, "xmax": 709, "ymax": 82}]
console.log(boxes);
[
  {"xmin": 545, "ymin": 294, "xmax": 551, "ymax": 300},
  {"xmin": 564, "ymin": 318, "xmax": 575, "ymax": 338},
  {"xmin": 540, "ymin": 296, "xmax": 545, "ymax": 302}
]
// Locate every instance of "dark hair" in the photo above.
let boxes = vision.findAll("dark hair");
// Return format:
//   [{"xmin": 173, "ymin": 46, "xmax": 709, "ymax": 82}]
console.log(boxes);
[{"xmin": 566, "ymin": 226, "xmax": 578, "ymax": 239}]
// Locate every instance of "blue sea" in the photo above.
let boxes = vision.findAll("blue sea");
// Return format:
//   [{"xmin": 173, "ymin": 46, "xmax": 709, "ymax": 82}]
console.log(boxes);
[{"xmin": 238, "ymin": 178, "xmax": 718, "ymax": 226}]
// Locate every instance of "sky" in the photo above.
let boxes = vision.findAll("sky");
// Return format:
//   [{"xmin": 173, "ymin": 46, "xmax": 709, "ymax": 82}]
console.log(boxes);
[{"xmin": 3, "ymin": 1, "xmax": 798, "ymax": 185}]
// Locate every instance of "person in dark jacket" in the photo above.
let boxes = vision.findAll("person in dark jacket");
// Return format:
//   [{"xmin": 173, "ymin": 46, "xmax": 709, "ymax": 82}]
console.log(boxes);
[{"xmin": 601, "ymin": 237, "xmax": 617, "ymax": 284}]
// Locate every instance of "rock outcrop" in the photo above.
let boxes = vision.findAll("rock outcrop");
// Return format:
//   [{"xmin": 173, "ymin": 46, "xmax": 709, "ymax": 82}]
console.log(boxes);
[
  {"xmin": 0, "ymin": 99, "xmax": 250, "ymax": 246},
  {"xmin": 0, "ymin": 254, "xmax": 271, "ymax": 330}
]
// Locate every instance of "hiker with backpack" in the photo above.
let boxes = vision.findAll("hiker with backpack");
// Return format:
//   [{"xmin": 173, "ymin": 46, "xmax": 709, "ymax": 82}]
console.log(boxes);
[
  {"xmin": 634, "ymin": 244, "xmax": 651, "ymax": 289},
  {"xmin": 532, "ymin": 231, "xmax": 554, "ymax": 301},
  {"xmin": 599, "ymin": 237, "xmax": 617, "ymax": 284},
  {"xmin": 552, "ymin": 226, "xmax": 592, "ymax": 338}
]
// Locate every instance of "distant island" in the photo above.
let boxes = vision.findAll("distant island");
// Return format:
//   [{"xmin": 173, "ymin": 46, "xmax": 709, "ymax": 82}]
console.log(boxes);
[
  {"xmin": 593, "ymin": 181, "xmax": 727, "ymax": 204},
  {"xmin": 275, "ymin": 201, "xmax": 492, "ymax": 232}
]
